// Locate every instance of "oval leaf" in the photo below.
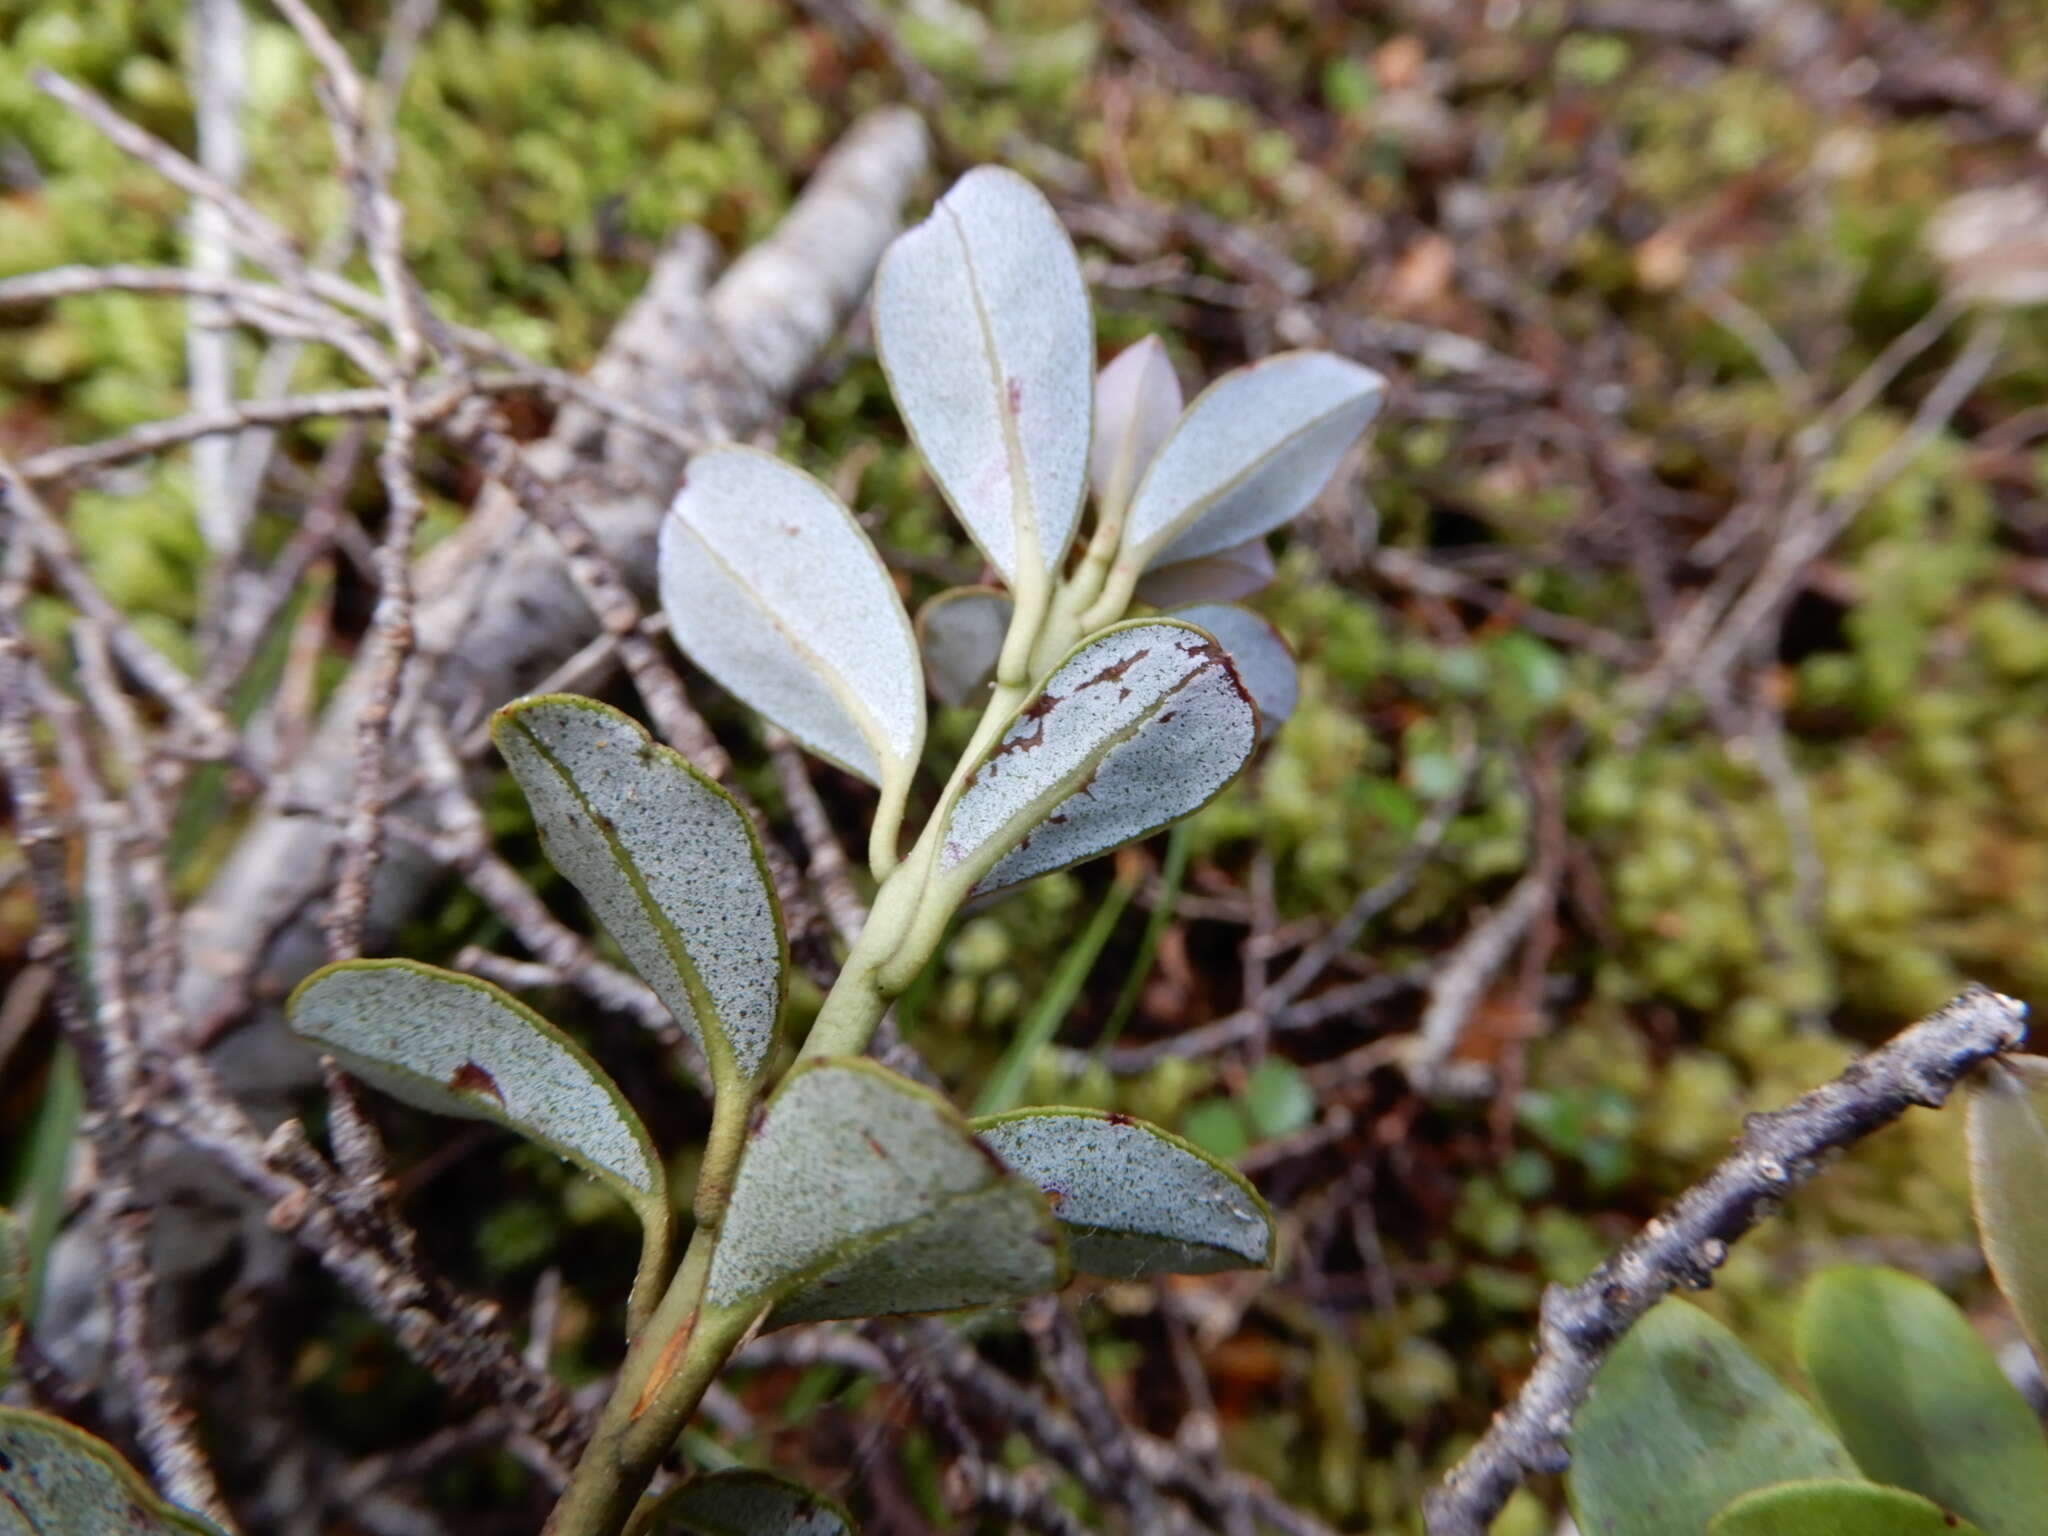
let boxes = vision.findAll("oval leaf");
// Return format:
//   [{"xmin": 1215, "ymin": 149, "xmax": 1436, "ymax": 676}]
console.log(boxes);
[
  {"xmin": 936, "ymin": 620, "xmax": 1257, "ymax": 898},
  {"xmin": 873, "ymin": 166, "xmax": 1093, "ymax": 584},
  {"xmin": 1567, "ymin": 1299, "xmax": 1859, "ymax": 1536},
  {"xmin": 1710, "ymin": 1480, "xmax": 1985, "ymax": 1536},
  {"xmin": 0, "ymin": 1207, "xmax": 21, "ymax": 1386},
  {"xmin": 493, "ymin": 695, "xmax": 786, "ymax": 1087},
  {"xmin": 1968, "ymin": 1056, "xmax": 2048, "ymax": 1365},
  {"xmin": 643, "ymin": 1468, "xmax": 856, "ymax": 1536},
  {"xmin": 1121, "ymin": 351, "xmax": 1385, "ymax": 569},
  {"xmin": 1133, "ymin": 538, "xmax": 1275, "ymax": 608},
  {"xmin": 288, "ymin": 960, "xmax": 667, "ymax": 1224},
  {"xmin": 916, "ymin": 586, "xmax": 1012, "ymax": 708},
  {"xmin": 972, "ymin": 1108, "xmax": 1274, "ymax": 1277},
  {"xmin": 1796, "ymin": 1265, "xmax": 2048, "ymax": 1536},
  {"xmin": 1172, "ymin": 603, "xmax": 1298, "ymax": 743},
  {"xmin": 0, "ymin": 1406, "xmax": 228, "ymax": 1535},
  {"xmin": 706, "ymin": 1059, "xmax": 1066, "ymax": 1329},
  {"xmin": 1090, "ymin": 336, "xmax": 1182, "ymax": 518},
  {"xmin": 660, "ymin": 446, "xmax": 924, "ymax": 790}
]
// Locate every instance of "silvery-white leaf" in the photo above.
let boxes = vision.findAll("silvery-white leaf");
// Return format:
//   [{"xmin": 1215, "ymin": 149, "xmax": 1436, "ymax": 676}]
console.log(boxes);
[
  {"xmin": 1173, "ymin": 603, "xmax": 1298, "ymax": 743},
  {"xmin": 873, "ymin": 166, "xmax": 1093, "ymax": 583},
  {"xmin": 661, "ymin": 446, "xmax": 923, "ymax": 789},
  {"xmin": 645, "ymin": 1468, "xmax": 856, "ymax": 1536},
  {"xmin": 936, "ymin": 620, "xmax": 1257, "ymax": 898},
  {"xmin": 916, "ymin": 586, "xmax": 1012, "ymax": 708},
  {"xmin": 1089, "ymin": 335, "xmax": 1182, "ymax": 516},
  {"xmin": 973, "ymin": 1109, "xmax": 1274, "ymax": 1277},
  {"xmin": 707, "ymin": 1059, "xmax": 1065, "ymax": 1329},
  {"xmin": 494, "ymin": 696, "xmax": 785, "ymax": 1087},
  {"xmin": 1122, "ymin": 351, "xmax": 1385, "ymax": 569},
  {"xmin": 0, "ymin": 1207, "xmax": 21, "ymax": 1386},
  {"xmin": 0, "ymin": 1409, "xmax": 228, "ymax": 1535},
  {"xmin": 288, "ymin": 960, "xmax": 667, "ymax": 1216},
  {"xmin": 1133, "ymin": 538, "xmax": 1275, "ymax": 607}
]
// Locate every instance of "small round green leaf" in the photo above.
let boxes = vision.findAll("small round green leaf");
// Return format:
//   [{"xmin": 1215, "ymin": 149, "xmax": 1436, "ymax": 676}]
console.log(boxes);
[
  {"xmin": 493, "ymin": 694, "xmax": 787, "ymax": 1088},
  {"xmin": 1709, "ymin": 1480, "xmax": 1986, "ymax": 1536},
  {"xmin": 707, "ymin": 1059, "xmax": 1067, "ymax": 1329},
  {"xmin": 972, "ymin": 1108, "xmax": 1274, "ymax": 1277},
  {"xmin": 936, "ymin": 620, "xmax": 1257, "ymax": 899},
  {"xmin": 1968, "ymin": 1056, "xmax": 2048, "ymax": 1366},
  {"xmin": 642, "ymin": 1468, "xmax": 856, "ymax": 1536},
  {"xmin": 1796, "ymin": 1265, "xmax": 2048, "ymax": 1536},
  {"xmin": 0, "ymin": 1406, "xmax": 228, "ymax": 1535},
  {"xmin": 1567, "ymin": 1299, "xmax": 1859, "ymax": 1536}
]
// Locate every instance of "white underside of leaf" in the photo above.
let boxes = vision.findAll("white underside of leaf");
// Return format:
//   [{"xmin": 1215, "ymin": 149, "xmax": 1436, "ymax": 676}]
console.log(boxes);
[
  {"xmin": 289, "ymin": 960, "xmax": 663, "ymax": 1201},
  {"xmin": 1173, "ymin": 603, "xmax": 1298, "ymax": 742},
  {"xmin": 495, "ymin": 696, "xmax": 784, "ymax": 1084},
  {"xmin": 707, "ymin": 1060, "xmax": 1063, "ymax": 1326},
  {"xmin": 1090, "ymin": 335, "xmax": 1182, "ymax": 514},
  {"xmin": 873, "ymin": 166, "xmax": 1092, "ymax": 582},
  {"xmin": 937, "ymin": 621, "xmax": 1257, "ymax": 897},
  {"xmin": 660, "ymin": 446, "xmax": 923, "ymax": 787},
  {"xmin": 0, "ymin": 1407, "xmax": 228, "ymax": 1535},
  {"xmin": 916, "ymin": 586, "xmax": 1013, "ymax": 708},
  {"xmin": 973, "ymin": 1109, "xmax": 1274, "ymax": 1277},
  {"xmin": 1133, "ymin": 538, "xmax": 1275, "ymax": 608},
  {"xmin": 1123, "ymin": 351, "xmax": 1385, "ymax": 568}
]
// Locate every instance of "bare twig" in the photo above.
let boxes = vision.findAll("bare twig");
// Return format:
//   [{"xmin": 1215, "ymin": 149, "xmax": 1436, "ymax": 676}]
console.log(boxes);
[{"xmin": 1423, "ymin": 985, "xmax": 2029, "ymax": 1536}]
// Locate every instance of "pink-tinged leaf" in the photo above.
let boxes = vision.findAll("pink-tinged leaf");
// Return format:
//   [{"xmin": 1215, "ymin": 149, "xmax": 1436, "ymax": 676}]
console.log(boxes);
[
  {"xmin": 916, "ymin": 586, "xmax": 1012, "ymax": 708},
  {"xmin": 1090, "ymin": 336, "xmax": 1182, "ymax": 517},
  {"xmin": 874, "ymin": 166, "xmax": 1094, "ymax": 583},
  {"xmin": 1122, "ymin": 351, "xmax": 1385, "ymax": 569},
  {"xmin": 1134, "ymin": 538, "xmax": 1275, "ymax": 607},
  {"xmin": 936, "ymin": 620, "xmax": 1257, "ymax": 898}
]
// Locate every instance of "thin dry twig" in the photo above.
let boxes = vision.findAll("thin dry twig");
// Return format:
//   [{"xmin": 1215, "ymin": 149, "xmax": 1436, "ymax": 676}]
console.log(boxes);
[{"xmin": 1424, "ymin": 985, "xmax": 2029, "ymax": 1535}]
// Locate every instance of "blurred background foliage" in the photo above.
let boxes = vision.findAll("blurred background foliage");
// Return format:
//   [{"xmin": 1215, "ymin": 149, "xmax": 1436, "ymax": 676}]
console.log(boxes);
[{"xmin": 3, "ymin": 0, "xmax": 2047, "ymax": 1530}]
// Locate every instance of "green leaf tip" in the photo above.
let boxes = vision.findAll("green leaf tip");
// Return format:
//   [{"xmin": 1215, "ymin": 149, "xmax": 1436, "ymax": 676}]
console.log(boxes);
[
  {"xmin": 1797, "ymin": 1264, "xmax": 2048, "ymax": 1536},
  {"xmin": 1567, "ymin": 1299, "xmax": 1858, "ymax": 1536},
  {"xmin": 0, "ymin": 1406, "xmax": 230, "ymax": 1535},
  {"xmin": 707, "ymin": 1058, "xmax": 1067, "ymax": 1329},
  {"xmin": 492, "ymin": 693, "xmax": 787, "ymax": 1087},
  {"xmin": 1709, "ymin": 1480, "xmax": 1986, "ymax": 1536},
  {"xmin": 972, "ymin": 1107, "xmax": 1275, "ymax": 1277}
]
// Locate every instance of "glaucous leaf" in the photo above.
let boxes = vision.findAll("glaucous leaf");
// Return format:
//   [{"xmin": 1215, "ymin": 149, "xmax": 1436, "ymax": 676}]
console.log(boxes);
[
  {"xmin": 642, "ymin": 1468, "xmax": 856, "ymax": 1536},
  {"xmin": 873, "ymin": 166, "xmax": 1093, "ymax": 583},
  {"xmin": 972, "ymin": 1108, "xmax": 1274, "ymax": 1277},
  {"xmin": 1121, "ymin": 351, "xmax": 1385, "ymax": 569},
  {"xmin": 288, "ymin": 960, "xmax": 667, "ymax": 1226},
  {"xmin": 1709, "ymin": 1480, "xmax": 1985, "ymax": 1536},
  {"xmin": 0, "ymin": 1407, "xmax": 228, "ymax": 1535},
  {"xmin": 935, "ymin": 620, "xmax": 1257, "ymax": 898},
  {"xmin": 493, "ymin": 695, "xmax": 785, "ymax": 1087},
  {"xmin": 1967, "ymin": 1056, "xmax": 2048, "ymax": 1365},
  {"xmin": 660, "ymin": 446, "xmax": 924, "ymax": 790},
  {"xmin": 1133, "ymin": 538, "xmax": 1275, "ymax": 607},
  {"xmin": 706, "ymin": 1060, "xmax": 1065, "ymax": 1329},
  {"xmin": 1566, "ymin": 1299, "xmax": 1859, "ymax": 1536},
  {"xmin": 1796, "ymin": 1265, "xmax": 2048, "ymax": 1536},
  {"xmin": 1173, "ymin": 603, "xmax": 1298, "ymax": 742},
  {"xmin": 916, "ymin": 586, "xmax": 1012, "ymax": 708},
  {"xmin": 1090, "ymin": 336, "xmax": 1182, "ymax": 517},
  {"xmin": 0, "ymin": 1207, "xmax": 21, "ymax": 1386}
]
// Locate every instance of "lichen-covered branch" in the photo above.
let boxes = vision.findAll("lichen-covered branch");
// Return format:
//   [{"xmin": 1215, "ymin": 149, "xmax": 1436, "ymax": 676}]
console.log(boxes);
[{"xmin": 1423, "ymin": 984, "xmax": 2029, "ymax": 1536}]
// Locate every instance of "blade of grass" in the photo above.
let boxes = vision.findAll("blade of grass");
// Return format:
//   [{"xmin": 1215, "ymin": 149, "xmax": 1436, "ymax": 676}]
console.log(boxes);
[
  {"xmin": 973, "ymin": 870, "xmax": 1138, "ymax": 1116},
  {"xmin": 1093, "ymin": 820, "xmax": 1193, "ymax": 1059}
]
